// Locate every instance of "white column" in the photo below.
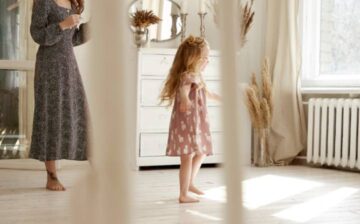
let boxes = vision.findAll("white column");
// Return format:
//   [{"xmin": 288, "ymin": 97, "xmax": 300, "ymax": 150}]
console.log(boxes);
[
  {"xmin": 219, "ymin": 0, "xmax": 244, "ymax": 223},
  {"xmin": 72, "ymin": 0, "xmax": 133, "ymax": 223}
]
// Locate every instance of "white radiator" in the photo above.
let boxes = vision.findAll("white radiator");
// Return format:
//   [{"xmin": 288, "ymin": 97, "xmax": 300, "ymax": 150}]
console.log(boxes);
[{"xmin": 307, "ymin": 98, "xmax": 360, "ymax": 169}]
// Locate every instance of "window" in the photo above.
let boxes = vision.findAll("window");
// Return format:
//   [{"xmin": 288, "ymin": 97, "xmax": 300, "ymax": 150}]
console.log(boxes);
[
  {"xmin": 301, "ymin": 0, "xmax": 360, "ymax": 87},
  {"xmin": 0, "ymin": 1, "xmax": 34, "ymax": 159}
]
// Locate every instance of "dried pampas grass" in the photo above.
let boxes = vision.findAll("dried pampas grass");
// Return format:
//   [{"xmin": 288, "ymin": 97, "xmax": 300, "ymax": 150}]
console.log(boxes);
[
  {"xmin": 245, "ymin": 57, "xmax": 273, "ymax": 130},
  {"xmin": 131, "ymin": 10, "xmax": 161, "ymax": 28},
  {"xmin": 260, "ymin": 98, "xmax": 271, "ymax": 127},
  {"xmin": 240, "ymin": 0, "xmax": 255, "ymax": 48},
  {"xmin": 261, "ymin": 58, "xmax": 273, "ymax": 115},
  {"xmin": 246, "ymin": 87, "xmax": 263, "ymax": 129},
  {"xmin": 250, "ymin": 72, "xmax": 260, "ymax": 97}
]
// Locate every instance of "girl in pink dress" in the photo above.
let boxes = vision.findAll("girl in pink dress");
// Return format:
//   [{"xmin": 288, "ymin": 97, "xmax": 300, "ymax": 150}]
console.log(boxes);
[{"xmin": 160, "ymin": 36, "xmax": 221, "ymax": 203}]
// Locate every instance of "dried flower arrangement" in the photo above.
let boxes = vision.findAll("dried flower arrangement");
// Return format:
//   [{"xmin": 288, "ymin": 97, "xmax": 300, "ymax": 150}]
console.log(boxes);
[
  {"xmin": 246, "ymin": 58, "xmax": 273, "ymax": 166},
  {"xmin": 131, "ymin": 10, "xmax": 161, "ymax": 28},
  {"xmin": 240, "ymin": 0, "xmax": 255, "ymax": 48},
  {"xmin": 245, "ymin": 58, "xmax": 273, "ymax": 130}
]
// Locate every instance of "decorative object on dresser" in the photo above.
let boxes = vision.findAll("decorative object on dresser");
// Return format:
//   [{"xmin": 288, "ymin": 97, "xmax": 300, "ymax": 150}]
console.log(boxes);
[
  {"xmin": 180, "ymin": 0, "xmax": 188, "ymax": 42},
  {"xmin": 179, "ymin": 13, "xmax": 188, "ymax": 42},
  {"xmin": 245, "ymin": 58, "xmax": 273, "ymax": 167},
  {"xmin": 198, "ymin": 12, "xmax": 207, "ymax": 38},
  {"xmin": 130, "ymin": 9, "xmax": 161, "ymax": 48},
  {"xmin": 129, "ymin": 0, "xmax": 182, "ymax": 46},
  {"xmin": 135, "ymin": 48, "xmax": 223, "ymax": 167},
  {"xmin": 198, "ymin": 0, "xmax": 207, "ymax": 38},
  {"xmin": 170, "ymin": 4, "xmax": 180, "ymax": 38}
]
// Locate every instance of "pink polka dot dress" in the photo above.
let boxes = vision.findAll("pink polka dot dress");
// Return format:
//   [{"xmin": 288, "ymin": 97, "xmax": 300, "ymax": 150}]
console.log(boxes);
[{"xmin": 166, "ymin": 73, "xmax": 213, "ymax": 156}]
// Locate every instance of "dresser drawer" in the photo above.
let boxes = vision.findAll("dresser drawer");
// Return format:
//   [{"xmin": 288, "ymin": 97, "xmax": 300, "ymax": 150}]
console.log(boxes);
[
  {"xmin": 140, "ymin": 79, "xmax": 164, "ymax": 106},
  {"xmin": 141, "ymin": 54, "xmax": 174, "ymax": 76},
  {"xmin": 140, "ymin": 107, "xmax": 172, "ymax": 132},
  {"xmin": 140, "ymin": 133, "xmax": 167, "ymax": 157},
  {"xmin": 140, "ymin": 107, "xmax": 222, "ymax": 132}
]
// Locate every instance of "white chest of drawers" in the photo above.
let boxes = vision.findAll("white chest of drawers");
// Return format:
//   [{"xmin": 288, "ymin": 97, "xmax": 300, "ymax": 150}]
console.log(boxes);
[{"xmin": 135, "ymin": 48, "xmax": 224, "ymax": 167}]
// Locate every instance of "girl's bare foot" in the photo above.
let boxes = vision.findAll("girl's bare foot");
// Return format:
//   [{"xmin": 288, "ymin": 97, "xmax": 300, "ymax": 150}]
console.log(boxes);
[
  {"xmin": 189, "ymin": 185, "xmax": 204, "ymax": 195},
  {"xmin": 179, "ymin": 195, "xmax": 200, "ymax": 203},
  {"xmin": 179, "ymin": 196, "xmax": 199, "ymax": 203},
  {"xmin": 46, "ymin": 171, "xmax": 66, "ymax": 191}
]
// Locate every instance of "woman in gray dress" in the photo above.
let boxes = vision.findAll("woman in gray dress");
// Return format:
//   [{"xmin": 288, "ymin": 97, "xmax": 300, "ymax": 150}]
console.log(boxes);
[{"xmin": 30, "ymin": 0, "xmax": 89, "ymax": 191}]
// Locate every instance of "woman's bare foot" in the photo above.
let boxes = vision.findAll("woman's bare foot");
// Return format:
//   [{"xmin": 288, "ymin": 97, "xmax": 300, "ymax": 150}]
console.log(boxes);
[
  {"xmin": 46, "ymin": 171, "xmax": 66, "ymax": 191},
  {"xmin": 189, "ymin": 185, "xmax": 205, "ymax": 195},
  {"xmin": 179, "ymin": 195, "xmax": 200, "ymax": 203}
]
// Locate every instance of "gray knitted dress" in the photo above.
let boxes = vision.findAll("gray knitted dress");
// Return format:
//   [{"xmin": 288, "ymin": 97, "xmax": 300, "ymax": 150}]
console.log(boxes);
[{"xmin": 29, "ymin": 0, "xmax": 89, "ymax": 161}]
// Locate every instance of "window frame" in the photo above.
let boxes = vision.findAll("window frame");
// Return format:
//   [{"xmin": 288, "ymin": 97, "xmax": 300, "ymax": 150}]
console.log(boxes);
[
  {"xmin": 0, "ymin": 0, "xmax": 35, "ymax": 158},
  {"xmin": 301, "ymin": 0, "xmax": 360, "ymax": 88}
]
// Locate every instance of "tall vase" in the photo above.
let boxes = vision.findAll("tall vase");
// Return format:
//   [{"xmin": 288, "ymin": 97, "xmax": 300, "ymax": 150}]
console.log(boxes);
[
  {"xmin": 253, "ymin": 128, "xmax": 270, "ymax": 167},
  {"xmin": 134, "ymin": 27, "xmax": 149, "ymax": 48}
]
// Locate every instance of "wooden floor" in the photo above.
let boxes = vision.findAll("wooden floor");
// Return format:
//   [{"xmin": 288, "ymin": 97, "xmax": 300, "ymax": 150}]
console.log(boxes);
[{"xmin": 0, "ymin": 160, "xmax": 359, "ymax": 224}]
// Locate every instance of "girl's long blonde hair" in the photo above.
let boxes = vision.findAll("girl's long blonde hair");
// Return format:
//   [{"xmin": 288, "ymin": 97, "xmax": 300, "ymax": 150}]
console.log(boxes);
[{"xmin": 160, "ymin": 36, "xmax": 208, "ymax": 106}]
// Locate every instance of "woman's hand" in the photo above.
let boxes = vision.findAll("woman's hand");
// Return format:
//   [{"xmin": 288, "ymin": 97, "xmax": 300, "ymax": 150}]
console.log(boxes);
[
  {"xmin": 180, "ymin": 99, "xmax": 192, "ymax": 112},
  {"xmin": 59, "ymin": 15, "xmax": 81, "ymax": 30}
]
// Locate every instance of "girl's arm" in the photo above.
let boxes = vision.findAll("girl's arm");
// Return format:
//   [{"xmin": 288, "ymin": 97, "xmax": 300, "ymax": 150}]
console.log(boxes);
[
  {"xmin": 200, "ymin": 75, "xmax": 221, "ymax": 102},
  {"xmin": 206, "ymin": 90, "xmax": 221, "ymax": 102},
  {"xmin": 179, "ymin": 84, "xmax": 192, "ymax": 112}
]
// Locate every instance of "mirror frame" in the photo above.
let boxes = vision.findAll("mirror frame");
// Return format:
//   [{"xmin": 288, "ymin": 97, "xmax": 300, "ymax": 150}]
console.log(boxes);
[{"xmin": 128, "ymin": 0, "xmax": 182, "ymax": 43}]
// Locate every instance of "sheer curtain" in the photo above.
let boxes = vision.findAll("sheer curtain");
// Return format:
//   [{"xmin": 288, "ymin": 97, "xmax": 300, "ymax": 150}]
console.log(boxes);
[{"xmin": 265, "ymin": 0, "xmax": 306, "ymax": 164}]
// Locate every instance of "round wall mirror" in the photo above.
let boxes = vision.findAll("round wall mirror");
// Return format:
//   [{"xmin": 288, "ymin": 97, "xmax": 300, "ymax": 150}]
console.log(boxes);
[{"xmin": 129, "ymin": 0, "xmax": 182, "ymax": 42}]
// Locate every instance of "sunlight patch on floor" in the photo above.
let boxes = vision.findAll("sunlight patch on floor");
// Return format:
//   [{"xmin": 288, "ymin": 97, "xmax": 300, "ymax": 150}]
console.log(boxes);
[
  {"xmin": 202, "ymin": 186, "xmax": 227, "ymax": 203},
  {"xmin": 243, "ymin": 175, "xmax": 323, "ymax": 209},
  {"xmin": 273, "ymin": 187, "xmax": 359, "ymax": 223},
  {"xmin": 186, "ymin": 209, "xmax": 223, "ymax": 222},
  {"xmin": 154, "ymin": 201, "xmax": 166, "ymax": 205},
  {"xmin": 202, "ymin": 175, "xmax": 323, "ymax": 210}
]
